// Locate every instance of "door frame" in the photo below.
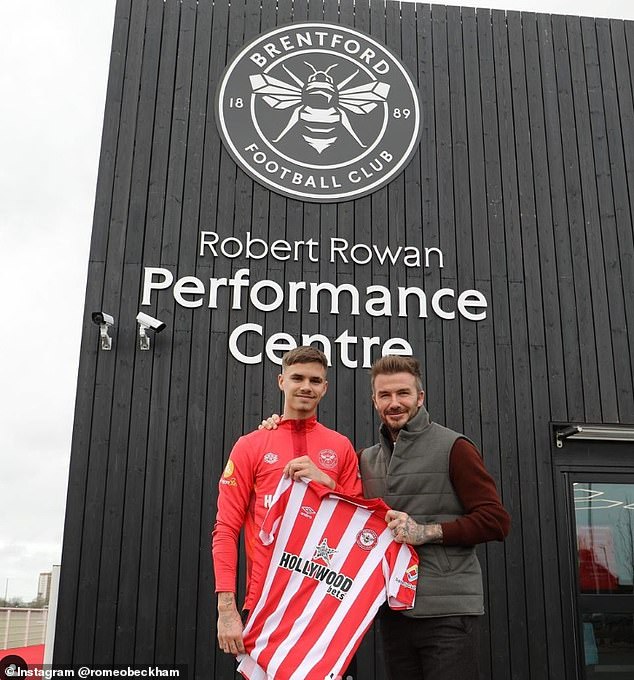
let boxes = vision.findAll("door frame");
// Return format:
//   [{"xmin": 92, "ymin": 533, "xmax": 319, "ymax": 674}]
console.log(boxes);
[{"xmin": 552, "ymin": 424, "xmax": 634, "ymax": 679}]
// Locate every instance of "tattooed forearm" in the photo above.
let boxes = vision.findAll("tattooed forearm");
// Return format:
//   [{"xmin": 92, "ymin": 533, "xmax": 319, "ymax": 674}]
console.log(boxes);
[
  {"xmin": 387, "ymin": 509, "xmax": 444, "ymax": 546},
  {"xmin": 401, "ymin": 518, "xmax": 443, "ymax": 545},
  {"xmin": 217, "ymin": 592, "xmax": 237, "ymax": 611}
]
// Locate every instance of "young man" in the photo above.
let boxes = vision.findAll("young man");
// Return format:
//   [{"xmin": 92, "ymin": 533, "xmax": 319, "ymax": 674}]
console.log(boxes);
[
  {"xmin": 212, "ymin": 347, "xmax": 362, "ymax": 657},
  {"xmin": 363, "ymin": 355, "xmax": 510, "ymax": 680}
]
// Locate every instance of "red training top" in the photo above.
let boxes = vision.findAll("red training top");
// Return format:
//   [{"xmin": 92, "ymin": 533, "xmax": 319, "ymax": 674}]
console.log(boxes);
[{"xmin": 212, "ymin": 416, "xmax": 362, "ymax": 610}]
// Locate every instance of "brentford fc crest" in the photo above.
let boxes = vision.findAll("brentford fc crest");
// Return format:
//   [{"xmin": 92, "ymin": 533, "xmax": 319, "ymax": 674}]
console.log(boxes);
[
  {"xmin": 318, "ymin": 449, "xmax": 338, "ymax": 469},
  {"xmin": 215, "ymin": 22, "xmax": 421, "ymax": 202},
  {"xmin": 356, "ymin": 529, "xmax": 378, "ymax": 551}
]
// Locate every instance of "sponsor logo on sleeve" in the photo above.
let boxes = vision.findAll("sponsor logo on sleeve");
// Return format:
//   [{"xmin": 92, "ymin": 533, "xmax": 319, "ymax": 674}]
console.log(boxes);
[
  {"xmin": 220, "ymin": 460, "xmax": 238, "ymax": 486},
  {"xmin": 394, "ymin": 564, "xmax": 419, "ymax": 591},
  {"xmin": 223, "ymin": 460, "xmax": 235, "ymax": 477}
]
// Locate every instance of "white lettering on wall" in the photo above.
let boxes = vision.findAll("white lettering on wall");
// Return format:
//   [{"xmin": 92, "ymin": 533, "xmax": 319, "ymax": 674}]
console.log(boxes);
[
  {"xmin": 140, "ymin": 267, "xmax": 487, "ymax": 324},
  {"xmin": 227, "ymin": 323, "xmax": 413, "ymax": 368},
  {"xmin": 141, "ymin": 232, "xmax": 488, "ymax": 368},
  {"xmin": 200, "ymin": 233, "xmax": 443, "ymax": 269}
]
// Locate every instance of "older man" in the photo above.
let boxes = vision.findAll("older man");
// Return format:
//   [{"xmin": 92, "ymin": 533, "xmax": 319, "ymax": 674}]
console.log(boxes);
[{"xmin": 363, "ymin": 355, "xmax": 510, "ymax": 680}]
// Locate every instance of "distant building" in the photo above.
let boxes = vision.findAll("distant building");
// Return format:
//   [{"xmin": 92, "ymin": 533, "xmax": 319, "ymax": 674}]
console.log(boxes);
[{"xmin": 37, "ymin": 573, "xmax": 51, "ymax": 604}]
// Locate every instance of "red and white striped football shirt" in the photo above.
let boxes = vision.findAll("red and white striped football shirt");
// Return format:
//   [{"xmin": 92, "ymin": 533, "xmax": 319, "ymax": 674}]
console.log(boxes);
[{"xmin": 237, "ymin": 476, "xmax": 419, "ymax": 680}]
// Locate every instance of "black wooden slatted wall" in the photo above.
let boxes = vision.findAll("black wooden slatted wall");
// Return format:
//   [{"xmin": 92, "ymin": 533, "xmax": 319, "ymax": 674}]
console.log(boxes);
[{"xmin": 55, "ymin": 1, "xmax": 634, "ymax": 679}]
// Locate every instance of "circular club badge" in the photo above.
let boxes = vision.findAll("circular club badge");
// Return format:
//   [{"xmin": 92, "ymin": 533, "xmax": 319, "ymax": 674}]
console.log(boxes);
[
  {"xmin": 356, "ymin": 528, "xmax": 378, "ymax": 550},
  {"xmin": 215, "ymin": 22, "xmax": 421, "ymax": 202},
  {"xmin": 318, "ymin": 449, "xmax": 338, "ymax": 469}
]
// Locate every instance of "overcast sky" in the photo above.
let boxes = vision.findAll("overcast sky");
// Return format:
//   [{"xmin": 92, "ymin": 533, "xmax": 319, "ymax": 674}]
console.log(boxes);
[{"xmin": 1, "ymin": 0, "xmax": 633, "ymax": 603}]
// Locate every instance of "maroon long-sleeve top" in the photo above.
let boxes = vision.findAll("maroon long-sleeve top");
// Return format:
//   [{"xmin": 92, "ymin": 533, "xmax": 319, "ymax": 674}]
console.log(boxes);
[{"xmin": 441, "ymin": 437, "xmax": 510, "ymax": 545}]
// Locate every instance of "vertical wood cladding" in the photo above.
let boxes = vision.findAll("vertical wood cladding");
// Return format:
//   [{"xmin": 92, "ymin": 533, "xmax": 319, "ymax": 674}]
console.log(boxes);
[{"xmin": 56, "ymin": 1, "xmax": 634, "ymax": 678}]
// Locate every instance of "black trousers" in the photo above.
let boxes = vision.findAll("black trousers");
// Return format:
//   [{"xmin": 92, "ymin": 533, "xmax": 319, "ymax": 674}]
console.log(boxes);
[{"xmin": 379, "ymin": 608, "xmax": 481, "ymax": 680}]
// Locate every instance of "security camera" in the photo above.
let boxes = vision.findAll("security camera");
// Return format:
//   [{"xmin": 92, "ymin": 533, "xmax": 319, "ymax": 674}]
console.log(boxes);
[
  {"xmin": 92, "ymin": 311, "xmax": 114, "ymax": 326},
  {"xmin": 136, "ymin": 311, "xmax": 166, "ymax": 350},
  {"xmin": 92, "ymin": 311, "xmax": 114, "ymax": 350},
  {"xmin": 136, "ymin": 312, "xmax": 166, "ymax": 333}
]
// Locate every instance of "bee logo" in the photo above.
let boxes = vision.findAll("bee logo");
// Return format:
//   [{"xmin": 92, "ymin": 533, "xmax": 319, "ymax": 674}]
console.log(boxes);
[
  {"xmin": 356, "ymin": 529, "xmax": 378, "ymax": 550},
  {"xmin": 318, "ymin": 448, "xmax": 338, "ymax": 469},
  {"xmin": 215, "ymin": 22, "xmax": 421, "ymax": 202},
  {"xmin": 250, "ymin": 62, "xmax": 390, "ymax": 154}
]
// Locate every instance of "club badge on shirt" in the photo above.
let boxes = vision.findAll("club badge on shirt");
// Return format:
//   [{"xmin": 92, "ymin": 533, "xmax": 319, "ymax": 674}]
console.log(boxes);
[
  {"xmin": 356, "ymin": 529, "xmax": 378, "ymax": 551},
  {"xmin": 318, "ymin": 449, "xmax": 338, "ymax": 469}
]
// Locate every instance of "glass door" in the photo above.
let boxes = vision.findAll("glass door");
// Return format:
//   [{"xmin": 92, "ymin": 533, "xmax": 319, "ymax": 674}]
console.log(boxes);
[{"xmin": 570, "ymin": 478, "xmax": 634, "ymax": 678}]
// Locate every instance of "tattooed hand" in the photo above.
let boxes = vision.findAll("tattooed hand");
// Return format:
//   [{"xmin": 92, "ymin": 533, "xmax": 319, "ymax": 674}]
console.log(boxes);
[
  {"xmin": 217, "ymin": 592, "xmax": 245, "ymax": 655},
  {"xmin": 385, "ymin": 510, "xmax": 443, "ymax": 545}
]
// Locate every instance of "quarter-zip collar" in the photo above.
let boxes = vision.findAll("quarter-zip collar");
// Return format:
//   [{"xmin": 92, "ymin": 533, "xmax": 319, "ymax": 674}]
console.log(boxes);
[{"xmin": 279, "ymin": 416, "xmax": 318, "ymax": 457}]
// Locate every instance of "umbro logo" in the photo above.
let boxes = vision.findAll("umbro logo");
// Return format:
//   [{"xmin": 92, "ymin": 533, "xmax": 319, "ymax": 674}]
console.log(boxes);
[{"xmin": 300, "ymin": 505, "xmax": 316, "ymax": 519}]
